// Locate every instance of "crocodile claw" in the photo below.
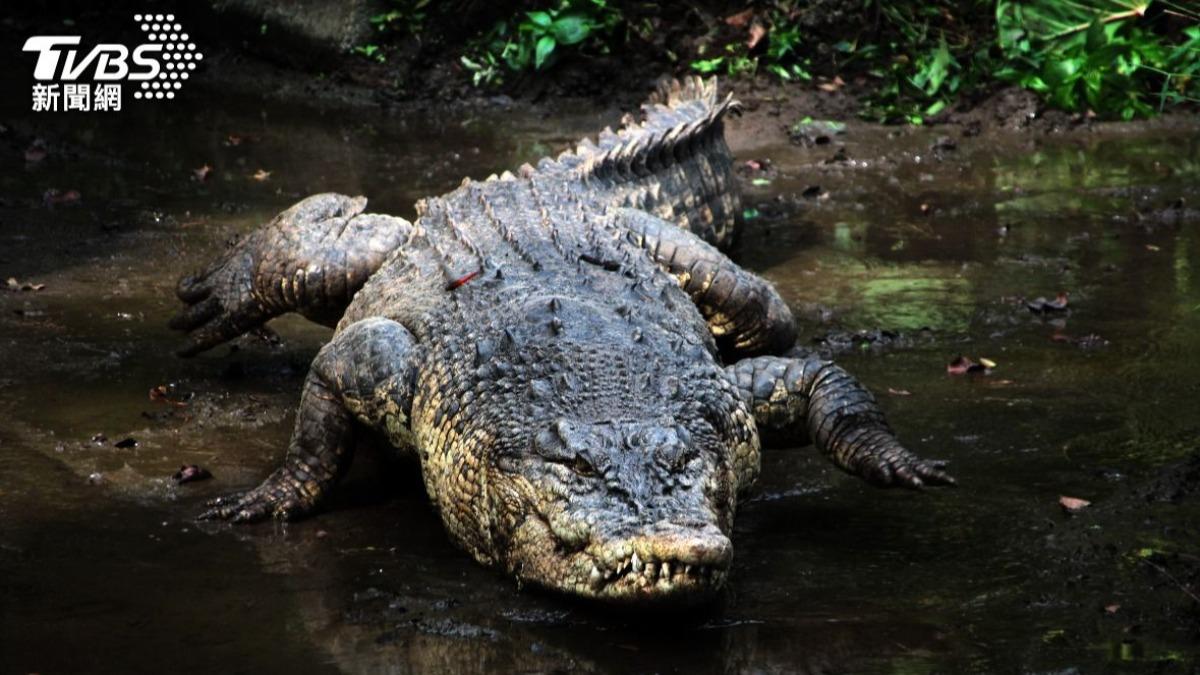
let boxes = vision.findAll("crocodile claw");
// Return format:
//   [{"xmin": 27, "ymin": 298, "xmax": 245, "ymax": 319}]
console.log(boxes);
[
  {"xmin": 170, "ymin": 243, "xmax": 271, "ymax": 357},
  {"xmin": 856, "ymin": 439, "xmax": 956, "ymax": 489},
  {"xmin": 197, "ymin": 484, "xmax": 307, "ymax": 523}
]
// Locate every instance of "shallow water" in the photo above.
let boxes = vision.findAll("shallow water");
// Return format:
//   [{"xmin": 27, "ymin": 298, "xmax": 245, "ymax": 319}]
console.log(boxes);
[{"xmin": 2, "ymin": 80, "xmax": 1198, "ymax": 673}]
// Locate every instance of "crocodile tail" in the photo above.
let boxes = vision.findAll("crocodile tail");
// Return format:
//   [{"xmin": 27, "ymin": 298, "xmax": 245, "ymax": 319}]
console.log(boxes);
[{"xmin": 577, "ymin": 76, "xmax": 744, "ymax": 248}]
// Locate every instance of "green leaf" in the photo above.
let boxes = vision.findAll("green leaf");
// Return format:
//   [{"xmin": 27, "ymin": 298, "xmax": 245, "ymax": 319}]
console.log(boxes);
[
  {"xmin": 690, "ymin": 57, "xmax": 725, "ymax": 74},
  {"xmin": 551, "ymin": 15, "xmax": 591, "ymax": 46},
  {"xmin": 924, "ymin": 37, "xmax": 952, "ymax": 95},
  {"xmin": 526, "ymin": 11, "xmax": 552, "ymax": 29},
  {"xmin": 1086, "ymin": 18, "xmax": 1107, "ymax": 52},
  {"xmin": 997, "ymin": 0, "xmax": 1150, "ymax": 52},
  {"xmin": 535, "ymin": 35, "xmax": 556, "ymax": 70}
]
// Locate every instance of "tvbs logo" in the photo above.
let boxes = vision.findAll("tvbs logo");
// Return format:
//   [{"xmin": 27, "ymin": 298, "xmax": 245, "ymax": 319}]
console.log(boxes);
[{"xmin": 22, "ymin": 14, "xmax": 203, "ymax": 112}]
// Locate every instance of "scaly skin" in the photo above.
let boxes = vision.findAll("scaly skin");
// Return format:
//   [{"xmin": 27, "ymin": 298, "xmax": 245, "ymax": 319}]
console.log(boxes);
[{"xmin": 179, "ymin": 78, "xmax": 954, "ymax": 605}]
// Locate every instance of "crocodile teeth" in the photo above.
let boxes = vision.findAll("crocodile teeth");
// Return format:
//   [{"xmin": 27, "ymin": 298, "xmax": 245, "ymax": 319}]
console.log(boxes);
[
  {"xmin": 589, "ymin": 565, "xmax": 603, "ymax": 589},
  {"xmin": 684, "ymin": 564, "xmax": 693, "ymax": 576},
  {"xmin": 661, "ymin": 562, "xmax": 671, "ymax": 578},
  {"xmin": 631, "ymin": 552, "xmax": 643, "ymax": 574}
]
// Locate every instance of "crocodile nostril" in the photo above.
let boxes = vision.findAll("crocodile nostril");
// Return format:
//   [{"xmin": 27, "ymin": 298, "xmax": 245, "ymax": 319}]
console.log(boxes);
[{"xmin": 629, "ymin": 527, "xmax": 733, "ymax": 570}]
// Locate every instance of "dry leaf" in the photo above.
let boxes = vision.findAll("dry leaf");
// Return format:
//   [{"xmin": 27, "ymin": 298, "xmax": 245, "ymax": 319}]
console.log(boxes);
[
  {"xmin": 193, "ymin": 164, "xmax": 212, "ymax": 182},
  {"xmin": 251, "ymin": 169, "xmax": 271, "ymax": 181},
  {"xmin": 817, "ymin": 76, "xmax": 845, "ymax": 93},
  {"xmin": 887, "ymin": 387, "xmax": 913, "ymax": 396},
  {"xmin": 173, "ymin": 465, "xmax": 212, "ymax": 484},
  {"xmin": 1059, "ymin": 495, "xmax": 1091, "ymax": 512},
  {"xmin": 724, "ymin": 8, "xmax": 754, "ymax": 28},
  {"xmin": 747, "ymin": 22, "xmax": 767, "ymax": 50},
  {"xmin": 947, "ymin": 355, "xmax": 990, "ymax": 375},
  {"xmin": 24, "ymin": 143, "xmax": 47, "ymax": 164},
  {"xmin": 42, "ymin": 189, "xmax": 81, "ymax": 207},
  {"xmin": 149, "ymin": 385, "xmax": 188, "ymax": 408},
  {"xmin": 1027, "ymin": 292, "xmax": 1069, "ymax": 313}
]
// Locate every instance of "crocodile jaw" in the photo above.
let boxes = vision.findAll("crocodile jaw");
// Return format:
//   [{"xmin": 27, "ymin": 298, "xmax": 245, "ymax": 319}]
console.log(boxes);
[{"xmin": 507, "ymin": 513, "xmax": 733, "ymax": 604}]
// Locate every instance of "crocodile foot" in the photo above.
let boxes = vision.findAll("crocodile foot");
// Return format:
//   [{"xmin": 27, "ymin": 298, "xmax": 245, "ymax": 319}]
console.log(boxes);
[
  {"xmin": 851, "ymin": 430, "xmax": 956, "ymax": 489},
  {"xmin": 197, "ymin": 472, "xmax": 313, "ymax": 523}
]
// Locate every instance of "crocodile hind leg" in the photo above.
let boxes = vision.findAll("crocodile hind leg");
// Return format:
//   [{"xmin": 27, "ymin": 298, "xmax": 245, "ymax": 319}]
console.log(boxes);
[
  {"xmin": 200, "ymin": 318, "xmax": 418, "ymax": 522},
  {"xmin": 616, "ymin": 207, "xmax": 796, "ymax": 358},
  {"xmin": 171, "ymin": 193, "xmax": 412, "ymax": 356},
  {"xmin": 727, "ymin": 354, "xmax": 955, "ymax": 489}
]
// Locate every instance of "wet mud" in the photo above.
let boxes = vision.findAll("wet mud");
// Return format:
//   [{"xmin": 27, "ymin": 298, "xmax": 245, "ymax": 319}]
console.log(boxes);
[{"xmin": 2, "ymin": 54, "xmax": 1199, "ymax": 673}]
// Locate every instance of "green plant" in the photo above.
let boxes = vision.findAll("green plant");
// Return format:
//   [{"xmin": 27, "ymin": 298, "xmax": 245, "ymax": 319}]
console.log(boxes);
[
  {"xmin": 354, "ymin": 43, "xmax": 386, "ymax": 63},
  {"xmin": 689, "ymin": 3, "xmax": 812, "ymax": 82},
  {"xmin": 462, "ymin": 0, "xmax": 623, "ymax": 87},
  {"xmin": 855, "ymin": 1, "xmax": 998, "ymax": 123},
  {"xmin": 368, "ymin": 0, "xmax": 432, "ymax": 37},
  {"xmin": 996, "ymin": 0, "xmax": 1200, "ymax": 119}
]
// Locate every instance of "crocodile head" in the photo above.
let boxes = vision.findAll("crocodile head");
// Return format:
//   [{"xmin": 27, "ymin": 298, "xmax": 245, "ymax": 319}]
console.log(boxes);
[{"xmin": 487, "ymin": 402, "xmax": 748, "ymax": 604}]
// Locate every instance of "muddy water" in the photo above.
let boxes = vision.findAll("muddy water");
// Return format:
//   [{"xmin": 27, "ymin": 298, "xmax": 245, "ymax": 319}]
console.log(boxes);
[{"xmin": 1, "ymin": 82, "xmax": 1198, "ymax": 673}]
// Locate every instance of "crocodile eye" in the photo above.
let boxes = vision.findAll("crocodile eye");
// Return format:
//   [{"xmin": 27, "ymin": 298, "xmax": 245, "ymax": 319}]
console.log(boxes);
[{"xmin": 571, "ymin": 455, "xmax": 598, "ymax": 478}]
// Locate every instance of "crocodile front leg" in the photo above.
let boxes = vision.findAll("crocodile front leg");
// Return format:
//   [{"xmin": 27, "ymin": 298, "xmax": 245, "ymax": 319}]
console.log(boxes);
[
  {"xmin": 727, "ymin": 355, "xmax": 955, "ymax": 489},
  {"xmin": 200, "ymin": 317, "xmax": 418, "ymax": 522},
  {"xmin": 615, "ymin": 208, "xmax": 796, "ymax": 358},
  {"xmin": 171, "ymin": 193, "xmax": 412, "ymax": 356}
]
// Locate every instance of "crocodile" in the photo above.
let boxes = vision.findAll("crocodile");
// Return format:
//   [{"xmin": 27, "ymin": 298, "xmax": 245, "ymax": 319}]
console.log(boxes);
[{"xmin": 174, "ymin": 77, "xmax": 954, "ymax": 603}]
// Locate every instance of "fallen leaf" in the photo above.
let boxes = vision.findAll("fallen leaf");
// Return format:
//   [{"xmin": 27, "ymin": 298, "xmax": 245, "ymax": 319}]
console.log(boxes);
[
  {"xmin": 24, "ymin": 142, "xmax": 47, "ymax": 164},
  {"xmin": 1145, "ymin": 244, "xmax": 1160, "ymax": 252},
  {"xmin": 173, "ymin": 464, "xmax": 212, "ymax": 484},
  {"xmin": 751, "ymin": 177, "xmax": 771, "ymax": 187},
  {"xmin": 1027, "ymin": 292, "xmax": 1069, "ymax": 313},
  {"xmin": 4, "ymin": 278, "xmax": 41, "ymax": 292},
  {"xmin": 1104, "ymin": 603, "xmax": 1121, "ymax": 614},
  {"xmin": 724, "ymin": 8, "xmax": 754, "ymax": 28},
  {"xmin": 744, "ymin": 159, "xmax": 763, "ymax": 172},
  {"xmin": 947, "ymin": 355, "xmax": 990, "ymax": 375},
  {"xmin": 817, "ymin": 76, "xmax": 845, "ymax": 93},
  {"xmin": 887, "ymin": 387, "xmax": 913, "ymax": 396},
  {"xmin": 192, "ymin": 164, "xmax": 212, "ymax": 182},
  {"xmin": 919, "ymin": 203, "xmax": 932, "ymax": 215},
  {"xmin": 42, "ymin": 189, "xmax": 81, "ymax": 207},
  {"xmin": 251, "ymin": 169, "xmax": 271, "ymax": 181},
  {"xmin": 1059, "ymin": 495, "xmax": 1091, "ymax": 512},
  {"xmin": 113, "ymin": 437, "xmax": 138, "ymax": 449},
  {"xmin": 746, "ymin": 22, "xmax": 767, "ymax": 50},
  {"xmin": 978, "ymin": 357, "xmax": 997, "ymax": 369},
  {"xmin": 149, "ymin": 385, "xmax": 188, "ymax": 408}
]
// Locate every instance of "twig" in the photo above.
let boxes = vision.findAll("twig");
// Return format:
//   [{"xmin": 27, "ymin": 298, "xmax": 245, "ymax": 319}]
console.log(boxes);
[{"xmin": 1140, "ymin": 557, "xmax": 1200, "ymax": 605}]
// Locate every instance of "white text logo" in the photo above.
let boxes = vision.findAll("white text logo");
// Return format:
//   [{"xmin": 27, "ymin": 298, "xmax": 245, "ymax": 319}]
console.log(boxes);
[{"xmin": 23, "ymin": 14, "xmax": 203, "ymax": 112}]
